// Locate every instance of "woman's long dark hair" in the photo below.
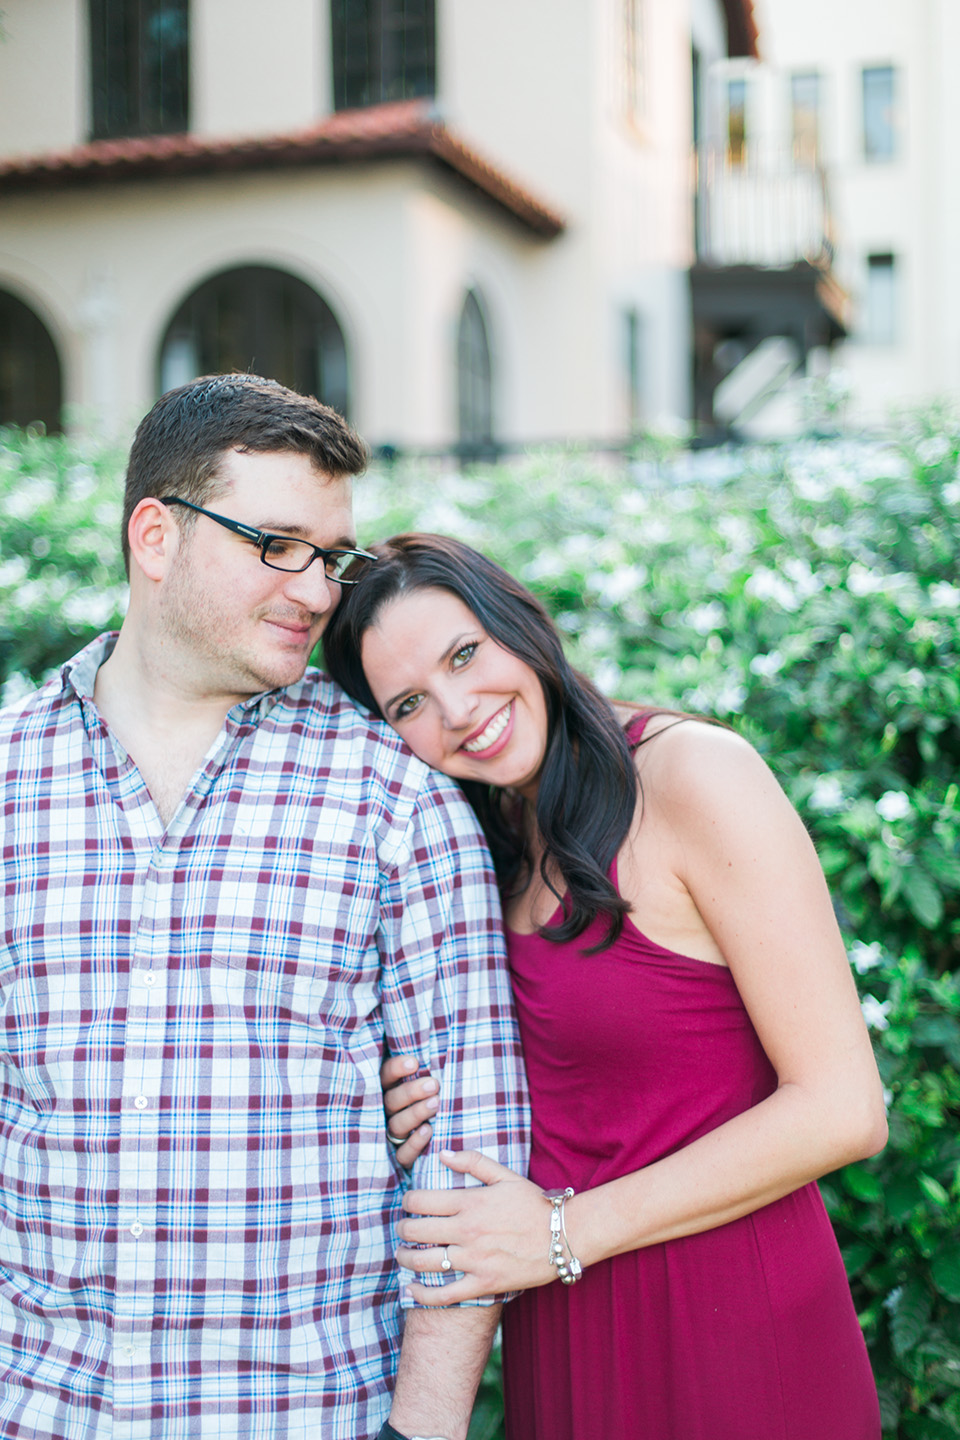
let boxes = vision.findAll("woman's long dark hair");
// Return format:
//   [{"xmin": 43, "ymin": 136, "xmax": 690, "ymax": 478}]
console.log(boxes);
[{"xmin": 322, "ymin": 533, "xmax": 640, "ymax": 950}]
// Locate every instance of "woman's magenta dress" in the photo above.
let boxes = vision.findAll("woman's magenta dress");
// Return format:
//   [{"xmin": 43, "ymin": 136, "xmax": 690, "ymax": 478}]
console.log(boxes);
[{"xmin": 500, "ymin": 726, "xmax": 880, "ymax": 1439}]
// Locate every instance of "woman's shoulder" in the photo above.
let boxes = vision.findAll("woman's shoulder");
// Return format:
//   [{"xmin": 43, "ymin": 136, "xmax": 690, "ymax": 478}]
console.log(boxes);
[{"xmin": 619, "ymin": 710, "xmax": 776, "ymax": 814}]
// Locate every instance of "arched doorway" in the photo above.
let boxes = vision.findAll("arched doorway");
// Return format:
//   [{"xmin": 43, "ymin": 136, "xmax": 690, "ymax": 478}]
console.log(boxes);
[
  {"xmin": 158, "ymin": 266, "xmax": 350, "ymax": 416},
  {"xmin": 0, "ymin": 289, "xmax": 63, "ymax": 433},
  {"xmin": 456, "ymin": 289, "xmax": 495, "ymax": 460}
]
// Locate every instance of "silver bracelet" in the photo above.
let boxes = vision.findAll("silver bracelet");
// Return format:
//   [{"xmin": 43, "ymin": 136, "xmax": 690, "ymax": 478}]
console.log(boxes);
[{"xmin": 546, "ymin": 1187, "xmax": 582, "ymax": 1285}]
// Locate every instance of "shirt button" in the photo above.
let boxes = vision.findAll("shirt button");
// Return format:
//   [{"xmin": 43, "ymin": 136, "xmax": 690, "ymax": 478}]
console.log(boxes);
[
  {"xmin": 123, "ymin": 1344, "xmax": 137, "ymax": 1357},
  {"xmin": 142, "ymin": 972, "xmax": 157, "ymax": 986},
  {"xmin": 133, "ymin": 1095, "xmax": 148, "ymax": 1110},
  {"xmin": 129, "ymin": 1221, "xmax": 144, "ymax": 1237}
]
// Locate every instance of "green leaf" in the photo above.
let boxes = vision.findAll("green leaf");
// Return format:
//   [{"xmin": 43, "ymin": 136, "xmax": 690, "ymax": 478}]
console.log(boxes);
[
  {"xmin": 890, "ymin": 1279, "xmax": 933, "ymax": 1356},
  {"xmin": 919, "ymin": 1173, "xmax": 952, "ymax": 1207},
  {"xmin": 932, "ymin": 1245, "xmax": 960, "ymax": 1303},
  {"xmin": 842, "ymin": 1241, "xmax": 877, "ymax": 1277},
  {"xmin": 884, "ymin": 1176, "xmax": 924, "ymax": 1222},
  {"xmin": 902, "ymin": 867, "xmax": 945, "ymax": 929},
  {"xmin": 842, "ymin": 1164, "xmax": 884, "ymax": 1202}
]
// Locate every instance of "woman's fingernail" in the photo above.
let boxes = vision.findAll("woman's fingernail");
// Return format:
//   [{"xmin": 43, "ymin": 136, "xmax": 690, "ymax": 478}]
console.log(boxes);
[{"xmin": 425, "ymin": 1096, "xmax": 439, "ymax": 1112}]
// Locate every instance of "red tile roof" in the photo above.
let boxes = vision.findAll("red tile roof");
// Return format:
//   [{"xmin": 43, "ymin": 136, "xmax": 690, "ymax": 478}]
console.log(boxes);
[
  {"xmin": 0, "ymin": 99, "xmax": 565, "ymax": 239},
  {"xmin": 723, "ymin": 0, "xmax": 759, "ymax": 58}
]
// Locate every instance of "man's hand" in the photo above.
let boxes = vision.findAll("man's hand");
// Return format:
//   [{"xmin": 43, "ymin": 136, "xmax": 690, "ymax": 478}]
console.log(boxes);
[{"xmin": 381, "ymin": 1055, "xmax": 439, "ymax": 1168}]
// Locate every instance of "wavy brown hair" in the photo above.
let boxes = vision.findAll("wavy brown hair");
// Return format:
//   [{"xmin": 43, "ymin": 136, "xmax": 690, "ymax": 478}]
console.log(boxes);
[{"xmin": 322, "ymin": 533, "xmax": 642, "ymax": 949}]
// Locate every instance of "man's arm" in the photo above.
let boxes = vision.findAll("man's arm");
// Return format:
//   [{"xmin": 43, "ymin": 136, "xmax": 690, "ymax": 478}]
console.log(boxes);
[{"xmin": 386, "ymin": 1306, "xmax": 501, "ymax": 1440}]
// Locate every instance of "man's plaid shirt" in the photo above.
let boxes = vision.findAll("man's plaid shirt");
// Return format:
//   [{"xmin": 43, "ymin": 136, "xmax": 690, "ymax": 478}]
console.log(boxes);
[{"xmin": 0, "ymin": 636, "xmax": 529, "ymax": 1440}]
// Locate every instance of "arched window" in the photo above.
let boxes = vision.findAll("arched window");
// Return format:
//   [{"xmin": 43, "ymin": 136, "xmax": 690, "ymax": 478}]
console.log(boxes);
[
  {"xmin": 0, "ymin": 290, "xmax": 63, "ymax": 433},
  {"xmin": 456, "ymin": 290, "xmax": 494, "ymax": 460},
  {"xmin": 158, "ymin": 266, "xmax": 350, "ymax": 416}
]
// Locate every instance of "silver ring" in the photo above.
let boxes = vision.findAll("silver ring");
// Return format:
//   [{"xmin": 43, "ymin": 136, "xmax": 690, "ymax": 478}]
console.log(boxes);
[
  {"xmin": 386, "ymin": 1130, "xmax": 406, "ymax": 1147},
  {"xmin": 440, "ymin": 1246, "xmax": 452, "ymax": 1272}
]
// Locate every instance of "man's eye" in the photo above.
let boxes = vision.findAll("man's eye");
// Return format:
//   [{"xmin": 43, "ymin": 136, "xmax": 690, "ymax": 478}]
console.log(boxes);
[
  {"xmin": 452, "ymin": 642, "xmax": 478, "ymax": 667},
  {"xmin": 394, "ymin": 694, "xmax": 423, "ymax": 720},
  {"xmin": 263, "ymin": 537, "xmax": 298, "ymax": 559}
]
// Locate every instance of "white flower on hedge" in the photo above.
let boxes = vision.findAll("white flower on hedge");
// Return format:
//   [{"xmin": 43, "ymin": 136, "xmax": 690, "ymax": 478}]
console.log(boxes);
[
  {"xmin": 591, "ymin": 565, "xmax": 647, "ymax": 605},
  {"xmin": 715, "ymin": 683, "xmax": 746, "ymax": 714},
  {"xmin": 915, "ymin": 436, "xmax": 949, "ymax": 467},
  {"xmin": 688, "ymin": 601, "xmax": 724, "ymax": 635},
  {"xmin": 930, "ymin": 581, "xmax": 960, "ymax": 610},
  {"xmin": 883, "ymin": 1286, "xmax": 903, "ymax": 1313},
  {"xmin": 850, "ymin": 940, "xmax": 885, "ymax": 974},
  {"xmin": 846, "ymin": 563, "xmax": 886, "ymax": 597},
  {"xmin": 749, "ymin": 650, "xmax": 784, "ymax": 678},
  {"xmin": 882, "ymin": 1087, "xmax": 893, "ymax": 1111},
  {"xmin": 860, "ymin": 994, "xmax": 891, "ymax": 1031},
  {"xmin": 745, "ymin": 569, "xmax": 801, "ymax": 611},
  {"xmin": 876, "ymin": 790, "xmax": 911, "ymax": 823},
  {"xmin": 809, "ymin": 775, "xmax": 844, "ymax": 812}
]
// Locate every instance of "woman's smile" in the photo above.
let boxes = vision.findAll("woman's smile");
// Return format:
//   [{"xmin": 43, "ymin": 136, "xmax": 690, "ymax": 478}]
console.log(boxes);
[{"xmin": 462, "ymin": 700, "xmax": 514, "ymax": 755}]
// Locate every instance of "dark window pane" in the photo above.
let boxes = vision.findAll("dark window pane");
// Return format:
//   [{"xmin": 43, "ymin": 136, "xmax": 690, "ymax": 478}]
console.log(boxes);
[
  {"xmin": 457, "ymin": 291, "xmax": 493, "ymax": 458},
  {"xmin": 863, "ymin": 252, "xmax": 897, "ymax": 344},
  {"xmin": 90, "ymin": 0, "xmax": 189, "ymax": 140},
  {"xmin": 727, "ymin": 77, "xmax": 747, "ymax": 165},
  {"xmin": 158, "ymin": 266, "xmax": 351, "ymax": 418},
  {"xmin": 331, "ymin": 0, "xmax": 435, "ymax": 111},
  {"xmin": 863, "ymin": 65, "xmax": 895, "ymax": 161},
  {"xmin": 790, "ymin": 71, "xmax": 820, "ymax": 165},
  {"xmin": 0, "ymin": 290, "xmax": 63, "ymax": 433}
]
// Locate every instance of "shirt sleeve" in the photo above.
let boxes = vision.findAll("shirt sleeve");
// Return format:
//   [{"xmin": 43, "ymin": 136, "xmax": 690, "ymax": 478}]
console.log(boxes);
[{"xmin": 377, "ymin": 770, "xmax": 531, "ymax": 1305}]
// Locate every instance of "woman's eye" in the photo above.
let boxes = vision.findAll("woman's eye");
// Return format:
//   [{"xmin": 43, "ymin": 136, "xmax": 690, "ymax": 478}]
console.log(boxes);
[
  {"xmin": 394, "ymin": 694, "xmax": 423, "ymax": 720},
  {"xmin": 452, "ymin": 642, "xmax": 478, "ymax": 668}
]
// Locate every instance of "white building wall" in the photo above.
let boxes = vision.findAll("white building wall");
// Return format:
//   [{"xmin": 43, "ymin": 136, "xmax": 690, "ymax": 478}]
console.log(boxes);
[{"xmin": 753, "ymin": 0, "xmax": 960, "ymax": 423}]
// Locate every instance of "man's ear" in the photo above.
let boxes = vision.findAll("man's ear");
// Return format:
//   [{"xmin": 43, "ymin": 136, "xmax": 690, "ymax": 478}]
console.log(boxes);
[{"xmin": 127, "ymin": 498, "xmax": 179, "ymax": 582}]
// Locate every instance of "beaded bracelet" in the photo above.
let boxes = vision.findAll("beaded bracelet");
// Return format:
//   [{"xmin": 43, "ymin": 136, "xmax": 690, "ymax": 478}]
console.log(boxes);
[{"xmin": 546, "ymin": 1186, "xmax": 582, "ymax": 1285}]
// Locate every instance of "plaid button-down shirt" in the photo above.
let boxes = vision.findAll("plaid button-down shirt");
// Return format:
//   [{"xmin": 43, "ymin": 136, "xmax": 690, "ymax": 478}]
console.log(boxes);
[{"xmin": 0, "ymin": 636, "xmax": 529, "ymax": 1440}]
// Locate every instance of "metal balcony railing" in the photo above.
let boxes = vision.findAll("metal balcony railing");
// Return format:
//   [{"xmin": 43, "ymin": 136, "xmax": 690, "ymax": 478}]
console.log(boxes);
[{"xmin": 695, "ymin": 146, "xmax": 834, "ymax": 269}]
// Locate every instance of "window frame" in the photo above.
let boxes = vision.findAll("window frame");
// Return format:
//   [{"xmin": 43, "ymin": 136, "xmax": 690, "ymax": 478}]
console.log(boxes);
[
  {"xmin": 330, "ymin": 0, "xmax": 436, "ymax": 112},
  {"xmin": 89, "ymin": 0, "xmax": 190, "ymax": 142}
]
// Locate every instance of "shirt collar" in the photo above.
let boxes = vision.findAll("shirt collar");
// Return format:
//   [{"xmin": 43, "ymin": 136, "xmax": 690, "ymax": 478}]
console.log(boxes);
[{"xmin": 60, "ymin": 631, "xmax": 287, "ymax": 723}]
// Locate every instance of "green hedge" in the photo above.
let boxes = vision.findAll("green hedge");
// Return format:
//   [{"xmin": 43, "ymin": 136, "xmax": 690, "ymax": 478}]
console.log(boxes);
[{"xmin": 2, "ymin": 420, "xmax": 959, "ymax": 1436}]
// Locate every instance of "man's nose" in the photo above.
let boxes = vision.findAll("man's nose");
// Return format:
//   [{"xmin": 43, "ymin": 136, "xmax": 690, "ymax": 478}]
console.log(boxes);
[{"xmin": 281, "ymin": 561, "xmax": 338, "ymax": 613}]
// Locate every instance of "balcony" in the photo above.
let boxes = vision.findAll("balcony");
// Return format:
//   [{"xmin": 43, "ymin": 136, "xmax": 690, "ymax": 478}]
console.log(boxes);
[{"xmin": 691, "ymin": 147, "xmax": 849, "ymax": 434}]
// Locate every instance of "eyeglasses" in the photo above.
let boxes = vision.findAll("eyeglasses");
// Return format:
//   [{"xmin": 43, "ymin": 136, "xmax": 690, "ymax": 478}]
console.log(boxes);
[{"xmin": 159, "ymin": 497, "xmax": 378, "ymax": 583}]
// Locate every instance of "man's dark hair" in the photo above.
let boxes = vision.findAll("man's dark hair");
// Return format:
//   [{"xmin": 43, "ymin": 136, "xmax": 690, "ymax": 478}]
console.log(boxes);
[{"xmin": 121, "ymin": 374, "xmax": 368, "ymax": 573}]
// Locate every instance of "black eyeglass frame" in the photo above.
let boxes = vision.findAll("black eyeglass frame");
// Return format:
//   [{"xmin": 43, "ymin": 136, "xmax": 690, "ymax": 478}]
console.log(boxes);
[{"xmin": 159, "ymin": 497, "xmax": 378, "ymax": 583}]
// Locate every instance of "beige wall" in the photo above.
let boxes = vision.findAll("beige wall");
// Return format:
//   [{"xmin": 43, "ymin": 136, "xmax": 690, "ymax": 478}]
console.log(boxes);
[
  {"xmin": 194, "ymin": 0, "xmax": 327, "ymax": 138},
  {"xmin": 0, "ymin": 0, "xmax": 86, "ymax": 156},
  {"xmin": 0, "ymin": 163, "xmax": 577, "ymax": 446}
]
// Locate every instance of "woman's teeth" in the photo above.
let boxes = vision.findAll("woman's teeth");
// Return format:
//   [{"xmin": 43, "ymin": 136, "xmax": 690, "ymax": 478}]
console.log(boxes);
[{"xmin": 463, "ymin": 703, "xmax": 511, "ymax": 753}]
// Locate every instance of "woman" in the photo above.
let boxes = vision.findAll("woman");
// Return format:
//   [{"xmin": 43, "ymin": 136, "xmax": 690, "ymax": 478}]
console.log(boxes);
[{"xmin": 322, "ymin": 533, "xmax": 887, "ymax": 1440}]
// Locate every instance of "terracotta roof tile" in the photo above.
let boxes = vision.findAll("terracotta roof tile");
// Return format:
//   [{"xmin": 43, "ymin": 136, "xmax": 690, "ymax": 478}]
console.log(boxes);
[{"xmin": 0, "ymin": 99, "xmax": 565, "ymax": 238}]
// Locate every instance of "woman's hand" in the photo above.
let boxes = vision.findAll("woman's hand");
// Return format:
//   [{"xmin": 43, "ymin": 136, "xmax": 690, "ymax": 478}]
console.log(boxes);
[
  {"xmin": 381, "ymin": 1055, "xmax": 439, "ymax": 1168},
  {"xmin": 396, "ymin": 1150, "xmax": 559, "ymax": 1303}
]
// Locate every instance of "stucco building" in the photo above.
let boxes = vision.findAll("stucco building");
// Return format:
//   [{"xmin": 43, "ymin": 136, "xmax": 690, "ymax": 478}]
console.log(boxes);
[{"xmin": 0, "ymin": 0, "xmax": 757, "ymax": 450}]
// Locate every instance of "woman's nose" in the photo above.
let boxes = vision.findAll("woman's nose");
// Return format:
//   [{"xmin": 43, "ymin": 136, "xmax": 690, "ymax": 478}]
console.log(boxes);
[{"xmin": 438, "ymin": 686, "xmax": 478, "ymax": 730}]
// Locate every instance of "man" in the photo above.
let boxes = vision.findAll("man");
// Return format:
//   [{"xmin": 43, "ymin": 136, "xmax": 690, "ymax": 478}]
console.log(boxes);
[{"xmin": 0, "ymin": 375, "xmax": 528, "ymax": 1440}]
